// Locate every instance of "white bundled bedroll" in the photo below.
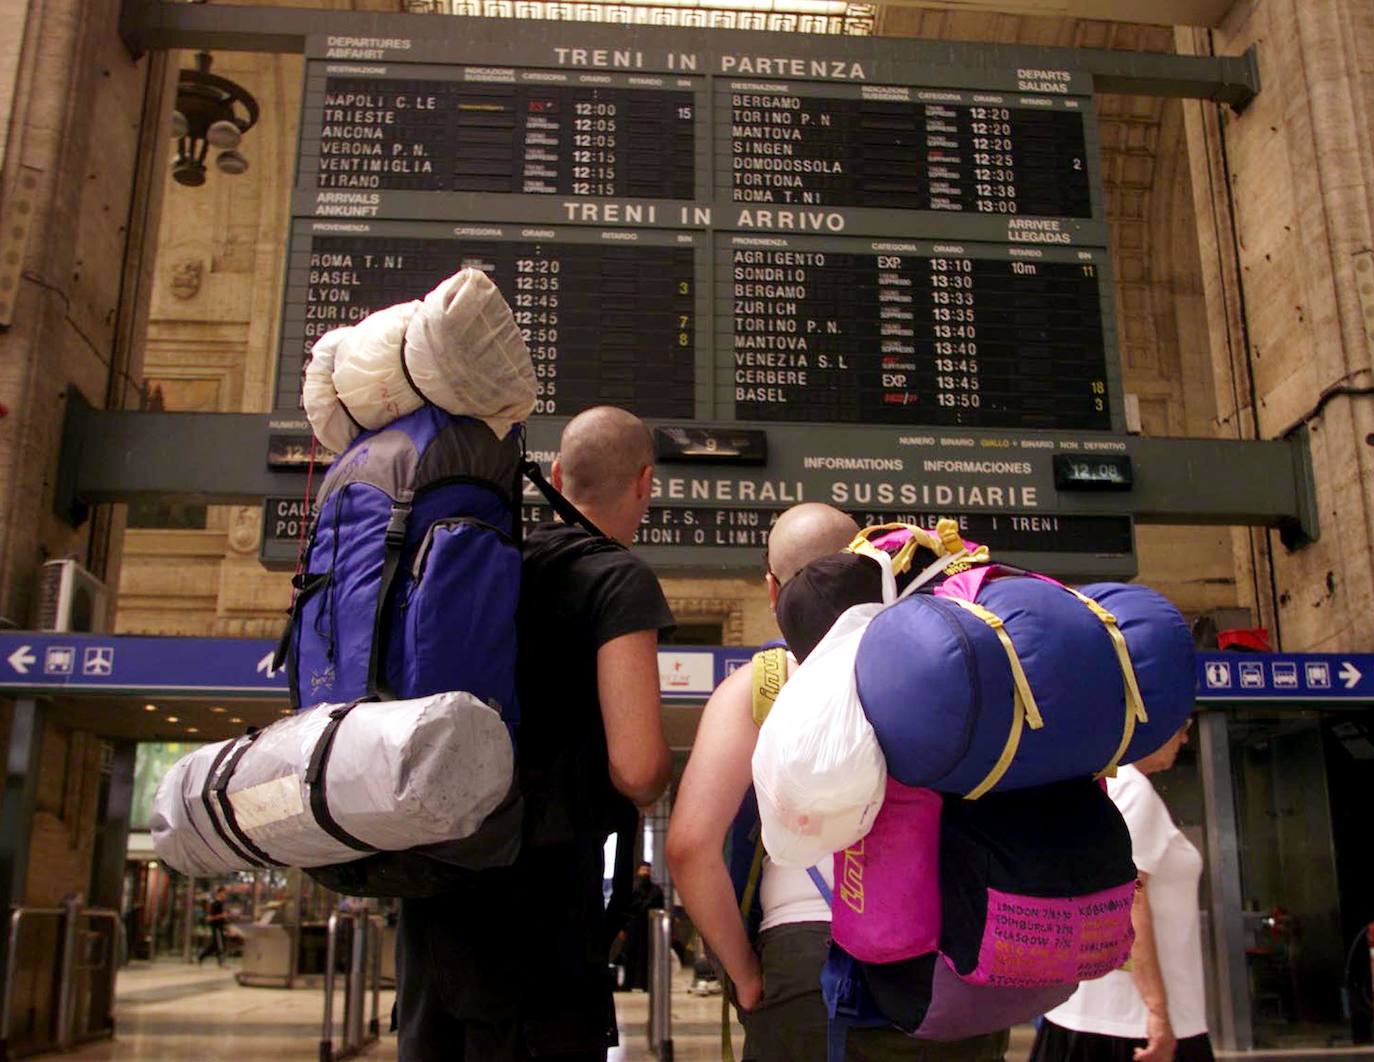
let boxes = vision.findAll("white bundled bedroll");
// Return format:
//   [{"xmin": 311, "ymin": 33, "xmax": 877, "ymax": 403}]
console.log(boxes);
[
  {"xmin": 150, "ymin": 692, "xmax": 514, "ymax": 877},
  {"xmin": 303, "ymin": 267, "xmax": 536, "ymax": 450}
]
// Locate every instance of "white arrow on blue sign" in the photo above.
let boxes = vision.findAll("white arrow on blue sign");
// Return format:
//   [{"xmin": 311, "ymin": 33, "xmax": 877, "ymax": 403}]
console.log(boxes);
[{"xmin": 6, "ymin": 646, "xmax": 36, "ymax": 675}]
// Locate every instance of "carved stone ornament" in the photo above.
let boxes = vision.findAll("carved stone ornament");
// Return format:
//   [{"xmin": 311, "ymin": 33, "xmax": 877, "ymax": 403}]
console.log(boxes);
[
  {"xmin": 169, "ymin": 258, "xmax": 203, "ymax": 300},
  {"xmin": 227, "ymin": 505, "xmax": 260, "ymax": 554}
]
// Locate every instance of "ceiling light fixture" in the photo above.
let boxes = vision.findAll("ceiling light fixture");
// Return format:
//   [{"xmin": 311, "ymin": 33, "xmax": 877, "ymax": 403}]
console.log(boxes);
[{"xmin": 170, "ymin": 52, "xmax": 259, "ymax": 188}]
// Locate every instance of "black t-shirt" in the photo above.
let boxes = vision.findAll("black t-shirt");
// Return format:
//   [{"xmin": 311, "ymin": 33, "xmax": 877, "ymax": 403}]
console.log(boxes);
[
  {"xmin": 397, "ymin": 523, "xmax": 672, "ymax": 1046},
  {"xmin": 516, "ymin": 522, "xmax": 675, "ymax": 826}
]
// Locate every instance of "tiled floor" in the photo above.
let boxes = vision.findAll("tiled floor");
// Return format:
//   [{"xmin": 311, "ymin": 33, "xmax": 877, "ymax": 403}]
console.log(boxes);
[
  {"xmin": 62, "ymin": 959, "xmax": 745, "ymax": 1061},
  {"xmin": 65, "ymin": 959, "xmax": 1036, "ymax": 1060}
]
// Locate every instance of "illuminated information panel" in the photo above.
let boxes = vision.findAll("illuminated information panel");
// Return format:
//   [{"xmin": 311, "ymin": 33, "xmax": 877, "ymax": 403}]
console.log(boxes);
[
  {"xmin": 717, "ymin": 82, "xmax": 1092, "ymax": 216},
  {"xmin": 283, "ymin": 220, "xmax": 705, "ymax": 419},
  {"xmin": 275, "ymin": 27, "xmax": 1137, "ymax": 572},
  {"xmin": 303, "ymin": 66, "xmax": 698, "ymax": 199},
  {"xmin": 721, "ymin": 236, "xmax": 1110, "ymax": 429}
]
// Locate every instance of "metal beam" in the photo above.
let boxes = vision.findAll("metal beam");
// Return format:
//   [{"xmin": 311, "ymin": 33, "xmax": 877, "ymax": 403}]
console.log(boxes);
[
  {"xmin": 55, "ymin": 406, "xmax": 1315, "ymax": 532},
  {"xmin": 121, "ymin": 1, "xmax": 1259, "ymax": 109},
  {"xmin": 0, "ymin": 698, "xmax": 44, "ymax": 1062},
  {"xmin": 1197, "ymin": 710, "xmax": 1252, "ymax": 1052},
  {"xmin": 87, "ymin": 741, "xmax": 136, "ymax": 912}
]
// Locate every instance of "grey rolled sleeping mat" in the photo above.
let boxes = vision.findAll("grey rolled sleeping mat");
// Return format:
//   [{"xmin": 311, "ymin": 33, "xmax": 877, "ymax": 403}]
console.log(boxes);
[{"xmin": 150, "ymin": 692, "xmax": 514, "ymax": 876}]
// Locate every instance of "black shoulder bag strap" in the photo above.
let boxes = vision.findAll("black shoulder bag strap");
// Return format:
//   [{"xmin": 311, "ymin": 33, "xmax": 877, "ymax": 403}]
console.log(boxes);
[
  {"xmin": 210, "ymin": 730, "xmax": 286, "ymax": 868},
  {"xmin": 520, "ymin": 459, "xmax": 610, "ymax": 540},
  {"xmin": 201, "ymin": 738, "xmax": 263, "ymax": 869},
  {"xmin": 366, "ymin": 491, "xmax": 413, "ymax": 700},
  {"xmin": 304, "ymin": 700, "xmax": 376, "ymax": 855}
]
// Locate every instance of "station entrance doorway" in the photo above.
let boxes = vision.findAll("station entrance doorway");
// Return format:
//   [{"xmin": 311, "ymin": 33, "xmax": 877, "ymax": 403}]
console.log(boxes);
[{"xmin": 1192, "ymin": 666, "xmax": 1374, "ymax": 1058}]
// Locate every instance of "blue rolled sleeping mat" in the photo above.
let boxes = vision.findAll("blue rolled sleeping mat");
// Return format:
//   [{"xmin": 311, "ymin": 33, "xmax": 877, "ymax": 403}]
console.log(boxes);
[{"xmin": 853, "ymin": 575, "xmax": 1195, "ymax": 797}]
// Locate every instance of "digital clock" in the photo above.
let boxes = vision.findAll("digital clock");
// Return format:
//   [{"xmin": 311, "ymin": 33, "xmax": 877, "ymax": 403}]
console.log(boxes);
[
  {"xmin": 654, "ymin": 427, "xmax": 768, "ymax": 466},
  {"xmin": 1053, "ymin": 453, "xmax": 1133, "ymax": 491}
]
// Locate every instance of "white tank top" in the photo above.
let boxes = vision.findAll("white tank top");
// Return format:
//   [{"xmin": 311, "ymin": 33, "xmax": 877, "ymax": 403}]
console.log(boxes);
[{"xmin": 758, "ymin": 856, "xmax": 834, "ymax": 931}]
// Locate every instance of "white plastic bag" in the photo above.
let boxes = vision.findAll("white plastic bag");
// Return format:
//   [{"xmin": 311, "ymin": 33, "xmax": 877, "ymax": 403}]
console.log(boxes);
[
  {"xmin": 751, "ymin": 603, "xmax": 889, "ymax": 867},
  {"xmin": 331, "ymin": 300, "xmax": 423, "ymax": 429},
  {"xmin": 302, "ymin": 327, "xmax": 360, "ymax": 454},
  {"xmin": 403, "ymin": 268, "xmax": 536, "ymax": 439}
]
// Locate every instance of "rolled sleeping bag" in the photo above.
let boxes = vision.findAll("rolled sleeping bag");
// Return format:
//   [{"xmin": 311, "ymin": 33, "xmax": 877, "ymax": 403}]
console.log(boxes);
[
  {"xmin": 854, "ymin": 575, "xmax": 1195, "ymax": 796},
  {"xmin": 331, "ymin": 300, "xmax": 423, "ymax": 429},
  {"xmin": 302, "ymin": 326, "xmax": 360, "ymax": 455},
  {"xmin": 1078, "ymin": 582, "xmax": 1196, "ymax": 765},
  {"xmin": 403, "ymin": 268, "xmax": 536, "ymax": 439},
  {"xmin": 150, "ymin": 691, "xmax": 514, "ymax": 877}
]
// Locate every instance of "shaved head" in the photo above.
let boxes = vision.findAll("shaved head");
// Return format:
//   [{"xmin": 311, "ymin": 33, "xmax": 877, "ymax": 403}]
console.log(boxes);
[
  {"xmin": 558, "ymin": 406, "xmax": 656, "ymax": 508},
  {"xmin": 767, "ymin": 503, "xmax": 859, "ymax": 585}
]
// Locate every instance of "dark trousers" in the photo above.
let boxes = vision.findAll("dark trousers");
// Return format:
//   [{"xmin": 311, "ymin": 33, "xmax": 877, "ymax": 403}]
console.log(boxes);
[
  {"xmin": 197, "ymin": 925, "xmax": 225, "ymax": 965},
  {"xmin": 394, "ymin": 850, "xmax": 616, "ymax": 1062},
  {"xmin": 740, "ymin": 922, "xmax": 1009, "ymax": 1062},
  {"xmin": 1030, "ymin": 1021, "xmax": 1215, "ymax": 1062}
]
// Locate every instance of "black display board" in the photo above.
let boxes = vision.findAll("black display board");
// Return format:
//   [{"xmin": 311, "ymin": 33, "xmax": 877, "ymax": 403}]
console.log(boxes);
[
  {"xmin": 717, "ymin": 83, "xmax": 1092, "ymax": 216},
  {"xmin": 307, "ymin": 67, "xmax": 698, "ymax": 199},
  {"xmin": 284, "ymin": 220, "xmax": 708, "ymax": 419},
  {"xmin": 273, "ymin": 26, "xmax": 1136, "ymax": 573},
  {"xmin": 720, "ymin": 235, "xmax": 1110, "ymax": 429}
]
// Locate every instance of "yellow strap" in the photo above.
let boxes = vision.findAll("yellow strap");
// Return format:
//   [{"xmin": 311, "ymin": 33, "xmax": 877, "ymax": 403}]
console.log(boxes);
[
  {"xmin": 944, "ymin": 596, "xmax": 1043, "ymax": 799},
  {"xmin": 965, "ymin": 688, "xmax": 1029, "ymax": 800},
  {"xmin": 750, "ymin": 647, "xmax": 790, "ymax": 727},
  {"xmin": 945, "ymin": 597, "xmax": 1044, "ymax": 731},
  {"xmin": 722, "ymin": 837, "xmax": 767, "ymax": 1062},
  {"xmin": 935, "ymin": 517, "xmax": 966, "ymax": 556},
  {"xmin": 1051, "ymin": 587, "xmax": 1149, "ymax": 779},
  {"xmin": 939, "ymin": 544, "xmax": 992, "ymax": 575},
  {"xmin": 844, "ymin": 523, "xmax": 943, "ymax": 577},
  {"xmin": 723, "ymin": 648, "xmax": 790, "ymax": 1061}
]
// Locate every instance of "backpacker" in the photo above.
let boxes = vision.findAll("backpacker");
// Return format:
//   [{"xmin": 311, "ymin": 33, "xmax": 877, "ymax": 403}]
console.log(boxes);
[
  {"xmin": 746, "ymin": 524, "xmax": 1153, "ymax": 1053},
  {"xmin": 269, "ymin": 404, "xmax": 529, "ymax": 896},
  {"xmin": 270, "ymin": 403, "xmax": 613, "ymax": 897}
]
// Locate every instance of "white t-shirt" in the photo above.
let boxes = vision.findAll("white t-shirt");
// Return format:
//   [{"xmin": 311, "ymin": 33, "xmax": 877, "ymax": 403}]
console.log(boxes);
[
  {"xmin": 1046, "ymin": 765, "xmax": 1208, "ymax": 1040},
  {"xmin": 759, "ymin": 856, "xmax": 834, "ymax": 931}
]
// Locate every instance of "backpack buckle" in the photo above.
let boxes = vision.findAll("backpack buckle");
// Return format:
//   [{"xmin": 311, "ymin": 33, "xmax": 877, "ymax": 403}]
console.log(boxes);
[{"xmin": 385, "ymin": 503, "xmax": 411, "ymax": 548}]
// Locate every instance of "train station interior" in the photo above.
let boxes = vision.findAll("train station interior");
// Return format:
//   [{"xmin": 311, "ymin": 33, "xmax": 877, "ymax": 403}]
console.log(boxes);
[{"xmin": 1, "ymin": 0, "xmax": 1374, "ymax": 1059}]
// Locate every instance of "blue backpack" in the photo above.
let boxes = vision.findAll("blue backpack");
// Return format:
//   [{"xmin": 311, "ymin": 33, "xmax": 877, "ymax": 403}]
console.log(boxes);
[{"xmin": 272, "ymin": 404, "xmax": 592, "ymax": 897}]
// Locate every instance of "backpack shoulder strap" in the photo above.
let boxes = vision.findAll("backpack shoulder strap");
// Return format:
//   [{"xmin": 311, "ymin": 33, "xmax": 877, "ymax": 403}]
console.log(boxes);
[
  {"xmin": 750, "ymin": 647, "xmax": 790, "ymax": 728},
  {"xmin": 721, "ymin": 645, "xmax": 792, "ymax": 1062}
]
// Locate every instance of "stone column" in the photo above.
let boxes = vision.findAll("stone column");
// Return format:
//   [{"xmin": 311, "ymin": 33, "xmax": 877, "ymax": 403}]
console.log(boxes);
[
  {"xmin": 1185, "ymin": 0, "xmax": 1374, "ymax": 651},
  {"xmin": 0, "ymin": 0, "xmax": 169, "ymax": 626}
]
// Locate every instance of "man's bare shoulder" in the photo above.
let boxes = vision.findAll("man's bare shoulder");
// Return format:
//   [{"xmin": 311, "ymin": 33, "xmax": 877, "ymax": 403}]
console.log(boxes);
[{"xmin": 709, "ymin": 658, "xmax": 755, "ymax": 708}]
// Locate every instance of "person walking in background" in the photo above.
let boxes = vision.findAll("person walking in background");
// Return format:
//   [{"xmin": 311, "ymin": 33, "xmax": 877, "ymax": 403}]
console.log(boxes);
[
  {"xmin": 1030, "ymin": 720, "xmax": 1213, "ymax": 1062},
  {"xmin": 197, "ymin": 885, "xmax": 229, "ymax": 967},
  {"xmin": 614, "ymin": 862, "xmax": 666, "ymax": 991}
]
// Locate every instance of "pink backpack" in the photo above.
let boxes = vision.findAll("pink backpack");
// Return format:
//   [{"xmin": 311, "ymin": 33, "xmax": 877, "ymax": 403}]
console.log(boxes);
[{"xmin": 825, "ymin": 775, "xmax": 1136, "ymax": 1042}]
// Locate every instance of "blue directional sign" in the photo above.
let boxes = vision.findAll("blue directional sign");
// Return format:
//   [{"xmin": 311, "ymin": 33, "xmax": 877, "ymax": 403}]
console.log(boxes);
[
  {"xmin": 6, "ymin": 634, "xmax": 1372, "ymax": 706},
  {"xmin": 0, "ymin": 633, "xmax": 746, "ymax": 702},
  {"xmin": 1195, "ymin": 651, "xmax": 1374, "ymax": 702}
]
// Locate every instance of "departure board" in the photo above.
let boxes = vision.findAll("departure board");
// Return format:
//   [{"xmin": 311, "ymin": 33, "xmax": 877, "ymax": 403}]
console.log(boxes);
[
  {"xmin": 285, "ymin": 30, "xmax": 1130, "ymax": 444},
  {"xmin": 718, "ymin": 82, "xmax": 1092, "ymax": 216},
  {"xmin": 721, "ymin": 236, "xmax": 1111, "ymax": 429},
  {"xmin": 303, "ymin": 66, "xmax": 699, "ymax": 199},
  {"xmin": 282, "ymin": 220, "xmax": 705, "ymax": 419}
]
